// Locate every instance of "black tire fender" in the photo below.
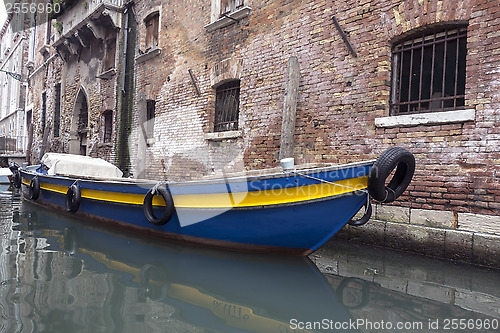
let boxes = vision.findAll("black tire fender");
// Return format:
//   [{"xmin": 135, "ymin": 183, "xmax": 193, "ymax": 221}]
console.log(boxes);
[
  {"xmin": 66, "ymin": 184, "xmax": 82, "ymax": 213},
  {"xmin": 29, "ymin": 176, "xmax": 41, "ymax": 200},
  {"xmin": 348, "ymin": 200, "xmax": 372, "ymax": 226},
  {"xmin": 143, "ymin": 185, "xmax": 174, "ymax": 226},
  {"xmin": 140, "ymin": 264, "xmax": 168, "ymax": 300},
  {"xmin": 13, "ymin": 170, "xmax": 22, "ymax": 189},
  {"xmin": 368, "ymin": 147, "xmax": 415, "ymax": 203},
  {"xmin": 336, "ymin": 277, "xmax": 370, "ymax": 310}
]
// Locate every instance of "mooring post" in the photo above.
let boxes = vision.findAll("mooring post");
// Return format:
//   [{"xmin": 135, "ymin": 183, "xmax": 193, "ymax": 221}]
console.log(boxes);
[{"xmin": 279, "ymin": 56, "xmax": 300, "ymax": 160}]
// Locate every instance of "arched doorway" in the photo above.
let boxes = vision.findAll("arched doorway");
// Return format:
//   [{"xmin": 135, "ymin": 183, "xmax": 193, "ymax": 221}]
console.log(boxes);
[{"xmin": 69, "ymin": 88, "xmax": 89, "ymax": 155}]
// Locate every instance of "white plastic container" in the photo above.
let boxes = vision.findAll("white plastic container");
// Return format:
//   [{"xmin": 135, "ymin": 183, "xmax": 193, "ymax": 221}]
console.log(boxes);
[{"xmin": 280, "ymin": 157, "xmax": 295, "ymax": 171}]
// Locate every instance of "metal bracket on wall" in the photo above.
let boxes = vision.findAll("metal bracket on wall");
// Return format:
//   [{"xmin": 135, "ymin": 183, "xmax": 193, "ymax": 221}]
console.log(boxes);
[
  {"xmin": 188, "ymin": 69, "xmax": 201, "ymax": 96},
  {"xmin": 332, "ymin": 16, "xmax": 357, "ymax": 58}
]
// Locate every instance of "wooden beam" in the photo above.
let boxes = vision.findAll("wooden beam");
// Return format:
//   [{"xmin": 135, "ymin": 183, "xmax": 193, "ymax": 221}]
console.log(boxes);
[{"xmin": 279, "ymin": 56, "xmax": 300, "ymax": 160}]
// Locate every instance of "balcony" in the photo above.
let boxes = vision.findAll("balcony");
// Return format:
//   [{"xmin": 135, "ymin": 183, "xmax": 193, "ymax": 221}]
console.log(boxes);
[
  {"xmin": 53, "ymin": 0, "xmax": 124, "ymax": 61},
  {"xmin": 0, "ymin": 135, "xmax": 27, "ymax": 156}
]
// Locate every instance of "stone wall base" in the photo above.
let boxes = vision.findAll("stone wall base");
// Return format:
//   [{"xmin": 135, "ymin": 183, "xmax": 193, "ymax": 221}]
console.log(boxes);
[{"xmin": 333, "ymin": 205, "xmax": 500, "ymax": 269}]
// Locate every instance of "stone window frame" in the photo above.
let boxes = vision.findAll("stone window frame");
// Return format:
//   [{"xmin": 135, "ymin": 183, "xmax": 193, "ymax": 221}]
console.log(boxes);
[
  {"xmin": 136, "ymin": 8, "xmax": 162, "ymax": 63},
  {"xmin": 205, "ymin": 0, "xmax": 252, "ymax": 32},
  {"xmin": 376, "ymin": 22, "xmax": 475, "ymax": 128}
]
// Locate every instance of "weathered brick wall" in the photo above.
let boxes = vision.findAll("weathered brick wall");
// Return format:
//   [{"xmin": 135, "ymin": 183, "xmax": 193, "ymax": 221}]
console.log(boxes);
[{"xmin": 131, "ymin": 0, "xmax": 499, "ymax": 219}]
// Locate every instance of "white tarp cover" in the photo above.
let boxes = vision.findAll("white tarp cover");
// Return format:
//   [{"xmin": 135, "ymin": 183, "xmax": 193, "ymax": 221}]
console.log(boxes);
[{"xmin": 41, "ymin": 153, "xmax": 123, "ymax": 178}]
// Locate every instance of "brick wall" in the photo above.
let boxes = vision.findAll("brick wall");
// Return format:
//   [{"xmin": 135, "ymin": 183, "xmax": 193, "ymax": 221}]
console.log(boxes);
[
  {"xmin": 130, "ymin": 0, "xmax": 499, "ymax": 219},
  {"xmin": 22, "ymin": 0, "xmax": 499, "ymax": 220}
]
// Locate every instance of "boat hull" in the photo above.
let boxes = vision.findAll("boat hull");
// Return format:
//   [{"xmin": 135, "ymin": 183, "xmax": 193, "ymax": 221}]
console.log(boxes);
[{"xmin": 20, "ymin": 161, "xmax": 373, "ymax": 255}]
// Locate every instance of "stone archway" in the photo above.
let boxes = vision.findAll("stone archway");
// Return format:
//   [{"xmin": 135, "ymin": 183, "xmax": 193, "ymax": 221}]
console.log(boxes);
[{"xmin": 69, "ymin": 88, "xmax": 89, "ymax": 155}]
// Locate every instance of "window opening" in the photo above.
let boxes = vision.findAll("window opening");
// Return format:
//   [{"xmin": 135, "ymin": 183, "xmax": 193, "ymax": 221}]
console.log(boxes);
[
  {"xmin": 391, "ymin": 26, "xmax": 467, "ymax": 115},
  {"xmin": 103, "ymin": 110, "xmax": 113, "ymax": 142},
  {"xmin": 214, "ymin": 80, "xmax": 240, "ymax": 132},
  {"xmin": 146, "ymin": 100, "xmax": 155, "ymax": 137},
  {"xmin": 54, "ymin": 83, "xmax": 61, "ymax": 137},
  {"xmin": 145, "ymin": 13, "xmax": 159, "ymax": 50},
  {"xmin": 103, "ymin": 39, "xmax": 116, "ymax": 71},
  {"xmin": 41, "ymin": 92, "xmax": 47, "ymax": 134},
  {"xmin": 220, "ymin": 0, "xmax": 244, "ymax": 16}
]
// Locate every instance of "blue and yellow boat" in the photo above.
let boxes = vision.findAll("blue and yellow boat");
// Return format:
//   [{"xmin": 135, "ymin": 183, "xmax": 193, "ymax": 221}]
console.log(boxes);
[{"xmin": 16, "ymin": 147, "xmax": 414, "ymax": 255}]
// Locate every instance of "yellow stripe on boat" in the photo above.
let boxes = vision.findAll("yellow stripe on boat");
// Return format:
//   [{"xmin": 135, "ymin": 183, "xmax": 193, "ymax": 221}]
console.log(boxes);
[
  {"xmin": 27, "ymin": 176, "xmax": 367, "ymax": 208},
  {"xmin": 173, "ymin": 176, "xmax": 368, "ymax": 208}
]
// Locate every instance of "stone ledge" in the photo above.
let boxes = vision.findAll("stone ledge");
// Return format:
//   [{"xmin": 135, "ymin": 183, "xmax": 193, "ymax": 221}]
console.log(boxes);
[
  {"xmin": 410, "ymin": 208, "xmax": 456, "ymax": 229},
  {"xmin": 458, "ymin": 213, "xmax": 500, "ymax": 234},
  {"xmin": 472, "ymin": 233, "xmax": 500, "ymax": 268},
  {"xmin": 374, "ymin": 109, "xmax": 475, "ymax": 128},
  {"xmin": 336, "ymin": 213, "xmax": 500, "ymax": 268},
  {"xmin": 204, "ymin": 7, "xmax": 252, "ymax": 32},
  {"xmin": 135, "ymin": 48, "xmax": 161, "ymax": 63},
  {"xmin": 375, "ymin": 204, "xmax": 409, "ymax": 223},
  {"xmin": 96, "ymin": 68, "xmax": 116, "ymax": 79},
  {"xmin": 204, "ymin": 130, "xmax": 242, "ymax": 141}
]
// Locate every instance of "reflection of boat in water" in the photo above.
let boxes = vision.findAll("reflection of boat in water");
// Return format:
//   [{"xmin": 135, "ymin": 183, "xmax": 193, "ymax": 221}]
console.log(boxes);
[{"xmin": 17, "ymin": 201, "xmax": 360, "ymax": 332}]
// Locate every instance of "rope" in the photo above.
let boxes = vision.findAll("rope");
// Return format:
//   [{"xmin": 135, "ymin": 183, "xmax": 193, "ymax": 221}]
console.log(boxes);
[
  {"xmin": 151, "ymin": 182, "xmax": 163, "ymax": 195},
  {"xmin": 292, "ymin": 171, "xmax": 369, "ymax": 194}
]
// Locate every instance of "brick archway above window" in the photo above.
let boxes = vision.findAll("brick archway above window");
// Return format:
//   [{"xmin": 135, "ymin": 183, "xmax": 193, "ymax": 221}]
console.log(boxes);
[{"xmin": 210, "ymin": 58, "xmax": 243, "ymax": 87}]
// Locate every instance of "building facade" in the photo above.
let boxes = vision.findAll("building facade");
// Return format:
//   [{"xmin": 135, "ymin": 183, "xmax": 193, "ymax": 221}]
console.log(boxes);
[
  {"xmin": 3, "ymin": 0, "xmax": 499, "ymax": 261},
  {"xmin": 0, "ymin": 10, "xmax": 31, "ymax": 161}
]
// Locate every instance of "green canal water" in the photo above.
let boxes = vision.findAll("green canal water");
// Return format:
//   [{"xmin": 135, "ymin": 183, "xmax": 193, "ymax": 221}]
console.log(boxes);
[{"xmin": 0, "ymin": 186, "xmax": 499, "ymax": 332}]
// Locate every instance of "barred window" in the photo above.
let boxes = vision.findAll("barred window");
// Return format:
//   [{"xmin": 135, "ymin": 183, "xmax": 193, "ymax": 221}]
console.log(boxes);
[
  {"xmin": 391, "ymin": 25, "xmax": 467, "ymax": 115},
  {"xmin": 214, "ymin": 80, "xmax": 240, "ymax": 132},
  {"xmin": 103, "ymin": 110, "xmax": 113, "ymax": 142}
]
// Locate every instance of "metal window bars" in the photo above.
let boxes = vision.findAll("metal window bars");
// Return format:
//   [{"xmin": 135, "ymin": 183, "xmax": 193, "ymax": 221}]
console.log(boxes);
[
  {"xmin": 214, "ymin": 80, "xmax": 240, "ymax": 132},
  {"xmin": 391, "ymin": 26, "xmax": 467, "ymax": 115}
]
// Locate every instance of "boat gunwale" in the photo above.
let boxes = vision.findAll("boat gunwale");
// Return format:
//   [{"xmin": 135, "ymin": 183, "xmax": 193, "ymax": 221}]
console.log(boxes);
[{"xmin": 21, "ymin": 159, "xmax": 375, "ymax": 187}]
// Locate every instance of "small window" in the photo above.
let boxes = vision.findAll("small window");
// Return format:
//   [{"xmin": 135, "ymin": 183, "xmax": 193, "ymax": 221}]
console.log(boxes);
[
  {"xmin": 54, "ymin": 83, "xmax": 61, "ymax": 137},
  {"xmin": 145, "ymin": 13, "xmax": 159, "ymax": 50},
  {"xmin": 103, "ymin": 110, "xmax": 113, "ymax": 143},
  {"xmin": 220, "ymin": 0, "xmax": 244, "ymax": 16},
  {"xmin": 78, "ymin": 96, "xmax": 88, "ymax": 133},
  {"xmin": 146, "ymin": 100, "xmax": 155, "ymax": 136},
  {"xmin": 103, "ymin": 38, "xmax": 116, "ymax": 71},
  {"xmin": 214, "ymin": 80, "xmax": 240, "ymax": 132},
  {"xmin": 391, "ymin": 25, "xmax": 467, "ymax": 115}
]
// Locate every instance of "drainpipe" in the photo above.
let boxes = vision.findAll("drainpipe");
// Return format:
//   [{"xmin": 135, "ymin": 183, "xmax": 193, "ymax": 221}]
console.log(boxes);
[{"xmin": 121, "ymin": 7, "xmax": 129, "ymax": 94}]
